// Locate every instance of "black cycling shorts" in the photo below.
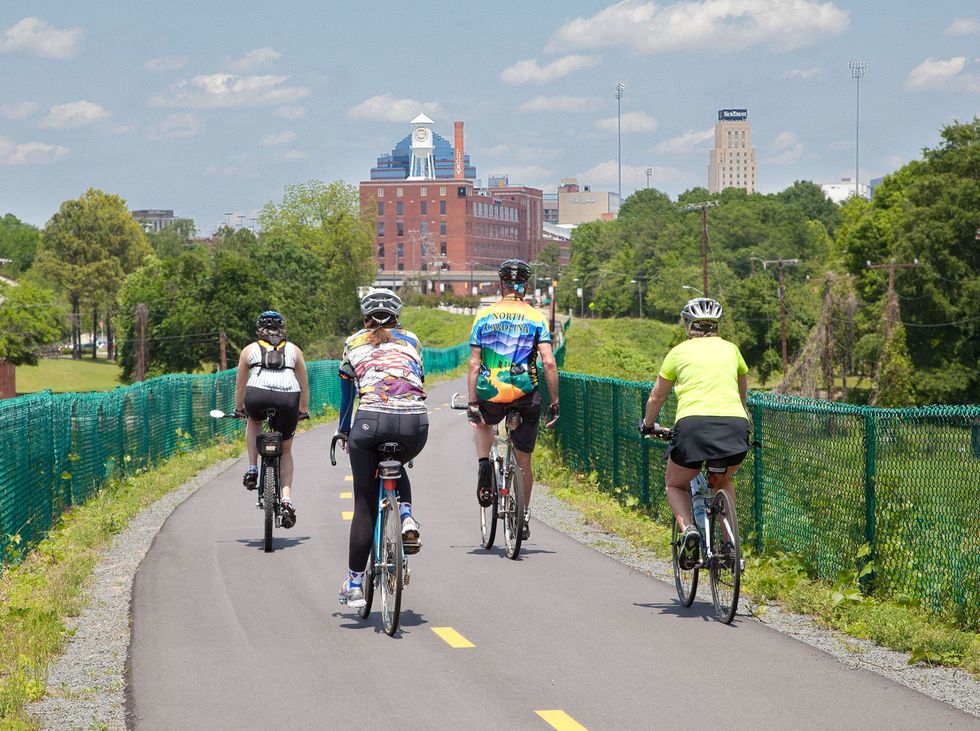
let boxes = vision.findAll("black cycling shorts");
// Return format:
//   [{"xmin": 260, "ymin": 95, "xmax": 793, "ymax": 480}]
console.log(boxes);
[
  {"xmin": 667, "ymin": 415, "xmax": 749, "ymax": 470},
  {"xmin": 478, "ymin": 391, "xmax": 542, "ymax": 453},
  {"xmin": 244, "ymin": 386, "xmax": 301, "ymax": 439}
]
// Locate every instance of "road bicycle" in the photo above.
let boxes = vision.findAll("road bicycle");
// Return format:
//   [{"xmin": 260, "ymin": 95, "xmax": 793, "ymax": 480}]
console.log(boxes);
[
  {"xmin": 210, "ymin": 407, "xmax": 306, "ymax": 553},
  {"xmin": 642, "ymin": 424, "xmax": 742, "ymax": 624},
  {"xmin": 451, "ymin": 393, "xmax": 525, "ymax": 560},
  {"xmin": 331, "ymin": 433, "xmax": 412, "ymax": 636}
]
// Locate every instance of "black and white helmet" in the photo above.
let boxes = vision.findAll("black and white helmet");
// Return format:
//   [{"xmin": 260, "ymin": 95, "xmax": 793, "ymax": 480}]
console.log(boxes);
[
  {"xmin": 360, "ymin": 288, "xmax": 402, "ymax": 326},
  {"xmin": 680, "ymin": 297, "xmax": 723, "ymax": 334}
]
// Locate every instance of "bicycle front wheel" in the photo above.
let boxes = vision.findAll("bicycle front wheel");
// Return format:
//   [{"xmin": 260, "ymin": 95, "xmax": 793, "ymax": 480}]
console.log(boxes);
[
  {"xmin": 480, "ymin": 456, "xmax": 499, "ymax": 549},
  {"xmin": 671, "ymin": 518, "xmax": 698, "ymax": 606},
  {"xmin": 502, "ymin": 451, "xmax": 525, "ymax": 560},
  {"xmin": 709, "ymin": 490, "xmax": 741, "ymax": 624},
  {"xmin": 262, "ymin": 461, "xmax": 275, "ymax": 553},
  {"xmin": 379, "ymin": 498, "xmax": 403, "ymax": 636},
  {"xmin": 358, "ymin": 550, "xmax": 375, "ymax": 620}
]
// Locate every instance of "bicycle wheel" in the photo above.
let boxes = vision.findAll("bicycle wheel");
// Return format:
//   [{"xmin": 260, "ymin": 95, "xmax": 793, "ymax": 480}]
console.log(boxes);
[
  {"xmin": 262, "ymin": 459, "xmax": 275, "ymax": 553},
  {"xmin": 502, "ymin": 451, "xmax": 525, "ymax": 560},
  {"xmin": 480, "ymin": 455, "xmax": 499, "ymax": 549},
  {"xmin": 709, "ymin": 490, "xmax": 741, "ymax": 624},
  {"xmin": 671, "ymin": 518, "xmax": 698, "ymax": 606},
  {"xmin": 379, "ymin": 498, "xmax": 403, "ymax": 635},
  {"xmin": 358, "ymin": 549, "xmax": 375, "ymax": 620}
]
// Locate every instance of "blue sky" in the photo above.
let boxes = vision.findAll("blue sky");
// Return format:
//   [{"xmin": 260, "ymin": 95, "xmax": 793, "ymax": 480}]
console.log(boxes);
[{"xmin": 1, "ymin": 1, "xmax": 978, "ymax": 234}]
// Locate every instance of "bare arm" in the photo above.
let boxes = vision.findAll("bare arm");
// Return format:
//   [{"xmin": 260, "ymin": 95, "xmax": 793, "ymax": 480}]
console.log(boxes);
[
  {"xmin": 642, "ymin": 375, "xmax": 674, "ymax": 427},
  {"xmin": 234, "ymin": 346, "xmax": 250, "ymax": 412},
  {"xmin": 294, "ymin": 348, "xmax": 310, "ymax": 414},
  {"xmin": 467, "ymin": 345, "xmax": 482, "ymax": 403},
  {"xmin": 538, "ymin": 341, "xmax": 559, "ymax": 401},
  {"xmin": 738, "ymin": 373, "xmax": 748, "ymax": 414}
]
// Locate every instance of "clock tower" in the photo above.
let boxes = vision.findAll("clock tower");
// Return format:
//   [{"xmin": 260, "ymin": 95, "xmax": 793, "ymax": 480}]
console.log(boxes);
[{"xmin": 408, "ymin": 112, "xmax": 435, "ymax": 180}]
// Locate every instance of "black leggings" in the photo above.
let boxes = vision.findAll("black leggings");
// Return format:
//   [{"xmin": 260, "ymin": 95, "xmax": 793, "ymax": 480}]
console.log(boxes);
[{"xmin": 347, "ymin": 410, "xmax": 428, "ymax": 572}]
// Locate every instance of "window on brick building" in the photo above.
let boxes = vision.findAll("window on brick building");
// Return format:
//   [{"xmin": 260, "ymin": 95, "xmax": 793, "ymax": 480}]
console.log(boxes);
[
  {"xmin": 396, "ymin": 188, "xmax": 403, "ymax": 197},
  {"xmin": 378, "ymin": 242, "xmax": 384, "ymax": 257},
  {"xmin": 396, "ymin": 201, "xmax": 403, "ymax": 216},
  {"xmin": 377, "ymin": 201, "xmax": 384, "ymax": 216},
  {"xmin": 377, "ymin": 221, "xmax": 384, "ymax": 236},
  {"xmin": 420, "ymin": 201, "xmax": 427, "ymax": 215},
  {"xmin": 440, "ymin": 240, "xmax": 446, "ymax": 256},
  {"xmin": 440, "ymin": 221, "xmax": 446, "ymax": 235},
  {"xmin": 396, "ymin": 242, "xmax": 403, "ymax": 257},
  {"xmin": 439, "ymin": 200, "xmax": 446, "ymax": 215}
]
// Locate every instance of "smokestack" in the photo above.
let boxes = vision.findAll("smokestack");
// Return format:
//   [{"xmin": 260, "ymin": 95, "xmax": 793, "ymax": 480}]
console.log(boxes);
[{"xmin": 454, "ymin": 121, "xmax": 464, "ymax": 180}]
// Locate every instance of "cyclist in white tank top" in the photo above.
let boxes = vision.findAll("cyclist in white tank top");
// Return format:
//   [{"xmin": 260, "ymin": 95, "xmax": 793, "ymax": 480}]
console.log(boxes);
[{"xmin": 234, "ymin": 311, "xmax": 309, "ymax": 528}]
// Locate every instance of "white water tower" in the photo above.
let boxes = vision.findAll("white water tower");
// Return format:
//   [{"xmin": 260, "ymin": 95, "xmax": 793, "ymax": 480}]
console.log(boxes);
[{"xmin": 408, "ymin": 113, "xmax": 435, "ymax": 180}]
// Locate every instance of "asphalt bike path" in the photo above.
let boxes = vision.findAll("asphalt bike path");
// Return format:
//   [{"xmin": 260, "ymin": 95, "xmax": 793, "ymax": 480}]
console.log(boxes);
[{"xmin": 128, "ymin": 378, "xmax": 974, "ymax": 730}]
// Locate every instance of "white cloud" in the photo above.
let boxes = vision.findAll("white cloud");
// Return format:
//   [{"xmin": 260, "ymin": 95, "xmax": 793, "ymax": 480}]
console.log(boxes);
[
  {"xmin": 151, "ymin": 74, "xmax": 310, "ymax": 108},
  {"xmin": 0, "ymin": 136, "xmax": 70, "ymax": 165},
  {"xmin": 882, "ymin": 155, "xmax": 904, "ymax": 170},
  {"xmin": 262, "ymin": 131, "xmax": 296, "ymax": 146},
  {"xmin": 227, "ymin": 47, "xmax": 282, "ymax": 71},
  {"xmin": 780, "ymin": 67, "xmax": 823, "ymax": 79},
  {"xmin": 827, "ymin": 139, "xmax": 852, "ymax": 151},
  {"xmin": 0, "ymin": 101, "xmax": 39, "ymax": 120},
  {"xmin": 946, "ymin": 17, "xmax": 980, "ymax": 36},
  {"xmin": 500, "ymin": 55, "xmax": 599, "ymax": 85},
  {"xmin": 655, "ymin": 127, "xmax": 713, "ymax": 153},
  {"xmin": 273, "ymin": 105, "xmax": 306, "ymax": 119},
  {"xmin": 146, "ymin": 113, "xmax": 204, "ymax": 140},
  {"xmin": 481, "ymin": 144, "xmax": 510, "ymax": 158},
  {"xmin": 283, "ymin": 149, "xmax": 308, "ymax": 160},
  {"xmin": 767, "ymin": 131, "xmax": 804, "ymax": 164},
  {"xmin": 549, "ymin": 0, "xmax": 848, "ymax": 54},
  {"xmin": 596, "ymin": 111, "xmax": 657, "ymax": 133},
  {"xmin": 494, "ymin": 165, "xmax": 553, "ymax": 187},
  {"xmin": 518, "ymin": 95, "xmax": 602, "ymax": 114},
  {"xmin": 577, "ymin": 159, "xmax": 688, "ymax": 187},
  {"xmin": 905, "ymin": 56, "xmax": 980, "ymax": 92},
  {"xmin": 0, "ymin": 17, "xmax": 82, "ymax": 59},
  {"xmin": 40, "ymin": 100, "xmax": 110, "ymax": 128},
  {"xmin": 346, "ymin": 94, "xmax": 441, "ymax": 122},
  {"xmin": 144, "ymin": 56, "xmax": 188, "ymax": 72}
]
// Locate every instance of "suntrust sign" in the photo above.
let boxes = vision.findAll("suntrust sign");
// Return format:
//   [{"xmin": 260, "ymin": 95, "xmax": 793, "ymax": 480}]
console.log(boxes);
[
  {"xmin": 718, "ymin": 109, "xmax": 748, "ymax": 121},
  {"xmin": 568, "ymin": 195, "xmax": 597, "ymax": 203}
]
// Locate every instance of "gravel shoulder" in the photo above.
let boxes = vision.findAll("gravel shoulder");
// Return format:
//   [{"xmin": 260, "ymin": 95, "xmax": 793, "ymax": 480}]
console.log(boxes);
[{"xmin": 27, "ymin": 456, "xmax": 978, "ymax": 728}]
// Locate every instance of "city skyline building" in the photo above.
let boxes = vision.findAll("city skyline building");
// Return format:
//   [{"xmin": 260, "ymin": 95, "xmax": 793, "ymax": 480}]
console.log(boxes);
[{"xmin": 707, "ymin": 109, "xmax": 758, "ymax": 194}]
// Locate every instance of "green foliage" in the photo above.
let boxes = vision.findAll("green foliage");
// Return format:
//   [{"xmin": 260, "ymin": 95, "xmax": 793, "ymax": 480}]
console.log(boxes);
[
  {"xmin": 14, "ymin": 357, "xmax": 122, "ymax": 393},
  {"xmin": 0, "ymin": 214, "xmax": 41, "ymax": 274},
  {"xmin": 563, "ymin": 317, "xmax": 677, "ymax": 379},
  {"xmin": 0, "ymin": 281, "xmax": 64, "ymax": 365},
  {"xmin": 399, "ymin": 307, "xmax": 473, "ymax": 347},
  {"xmin": 874, "ymin": 324, "xmax": 915, "ymax": 406},
  {"xmin": 145, "ymin": 218, "xmax": 196, "ymax": 258}
]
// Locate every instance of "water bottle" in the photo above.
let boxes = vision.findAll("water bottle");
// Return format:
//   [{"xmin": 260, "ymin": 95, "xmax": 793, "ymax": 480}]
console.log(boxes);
[{"xmin": 690, "ymin": 473, "xmax": 709, "ymax": 537}]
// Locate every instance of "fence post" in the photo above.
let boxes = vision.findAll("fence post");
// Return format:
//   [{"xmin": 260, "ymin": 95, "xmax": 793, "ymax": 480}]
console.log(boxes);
[
  {"xmin": 582, "ymin": 380, "xmax": 590, "ymax": 473},
  {"xmin": 752, "ymin": 402, "xmax": 764, "ymax": 551},
  {"xmin": 611, "ymin": 384, "xmax": 620, "ymax": 487},
  {"xmin": 862, "ymin": 412, "xmax": 877, "ymax": 583}
]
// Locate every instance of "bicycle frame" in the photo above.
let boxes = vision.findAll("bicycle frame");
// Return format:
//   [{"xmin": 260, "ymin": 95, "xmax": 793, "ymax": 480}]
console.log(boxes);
[{"xmin": 373, "ymin": 460, "xmax": 405, "ymax": 571}]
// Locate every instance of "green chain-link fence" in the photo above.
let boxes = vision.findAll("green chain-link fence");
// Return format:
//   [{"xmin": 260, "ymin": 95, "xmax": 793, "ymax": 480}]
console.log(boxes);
[
  {"xmin": 0, "ymin": 345, "xmax": 467, "ymax": 571},
  {"xmin": 547, "ymin": 371, "xmax": 980, "ymax": 628}
]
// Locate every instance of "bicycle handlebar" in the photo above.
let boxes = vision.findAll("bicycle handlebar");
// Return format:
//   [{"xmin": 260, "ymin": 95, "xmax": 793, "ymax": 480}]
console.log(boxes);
[
  {"xmin": 638, "ymin": 418, "xmax": 673, "ymax": 441},
  {"xmin": 450, "ymin": 392, "xmax": 469, "ymax": 410},
  {"xmin": 330, "ymin": 432, "xmax": 348, "ymax": 466}
]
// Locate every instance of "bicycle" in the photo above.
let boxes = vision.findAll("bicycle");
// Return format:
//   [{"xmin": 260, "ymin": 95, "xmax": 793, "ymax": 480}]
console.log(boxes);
[
  {"xmin": 451, "ymin": 393, "xmax": 525, "ymax": 560},
  {"xmin": 641, "ymin": 423, "xmax": 742, "ymax": 624},
  {"xmin": 331, "ymin": 433, "xmax": 412, "ymax": 636},
  {"xmin": 211, "ymin": 407, "xmax": 307, "ymax": 553}
]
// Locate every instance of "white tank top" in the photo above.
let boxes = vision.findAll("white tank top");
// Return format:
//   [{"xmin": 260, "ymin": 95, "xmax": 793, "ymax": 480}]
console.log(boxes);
[{"xmin": 245, "ymin": 341, "xmax": 301, "ymax": 393}]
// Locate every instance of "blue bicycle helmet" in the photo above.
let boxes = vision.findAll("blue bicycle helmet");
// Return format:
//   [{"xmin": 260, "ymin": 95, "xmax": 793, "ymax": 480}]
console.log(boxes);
[{"xmin": 256, "ymin": 310, "xmax": 285, "ymax": 337}]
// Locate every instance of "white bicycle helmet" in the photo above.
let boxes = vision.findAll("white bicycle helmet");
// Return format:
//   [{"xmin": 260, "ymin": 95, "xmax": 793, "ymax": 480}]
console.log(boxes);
[
  {"xmin": 680, "ymin": 297, "xmax": 723, "ymax": 334},
  {"xmin": 360, "ymin": 288, "xmax": 402, "ymax": 326}
]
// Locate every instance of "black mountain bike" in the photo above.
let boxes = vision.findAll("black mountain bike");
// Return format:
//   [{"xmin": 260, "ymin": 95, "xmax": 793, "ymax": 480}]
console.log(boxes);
[{"xmin": 211, "ymin": 408, "xmax": 306, "ymax": 553}]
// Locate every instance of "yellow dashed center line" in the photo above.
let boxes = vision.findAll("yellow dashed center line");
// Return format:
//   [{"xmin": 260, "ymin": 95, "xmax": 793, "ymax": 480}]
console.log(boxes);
[
  {"xmin": 344, "ymin": 475, "xmax": 353, "ymax": 482},
  {"xmin": 535, "ymin": 710, "xmax": 587, "ymax": 731},
  {"xmin": 431, "ymin": 627, "xmax": 475, "ymax": 648},
  {"xmin": 339, "ymin": 491, "xmax": 352, "ymax": 499},
  {"xmin": 342, "ymin": 511, "xmax": 353, "ymax": 521}
]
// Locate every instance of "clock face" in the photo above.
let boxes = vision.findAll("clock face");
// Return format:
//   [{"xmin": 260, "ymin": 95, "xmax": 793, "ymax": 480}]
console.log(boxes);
[{"xmin": 414, "ymin": 127, "xmax": 429, "ymax": 142}]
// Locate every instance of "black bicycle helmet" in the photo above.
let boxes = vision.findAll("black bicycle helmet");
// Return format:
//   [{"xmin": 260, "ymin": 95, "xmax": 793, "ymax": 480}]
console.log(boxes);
[
  {"xmin": 498, "ymin": 259, "xmax": 531, "ymax": 284},
  {"xmin": 360, "ymin": 288, "xmax": 402, "ymax": 326},
  {"xmin": 680, "ymin": 297, "xmax": 722, "ymax": 334},
  {"xmin": 256, "ymin": 310, "xmax": 285, "ymax": 337}
]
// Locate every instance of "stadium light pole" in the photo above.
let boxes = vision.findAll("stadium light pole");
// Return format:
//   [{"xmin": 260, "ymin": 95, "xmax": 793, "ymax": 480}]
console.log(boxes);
[
  {"xmin": 848, "ymin": 60, "xmax": 868, "ymax": 199},
  {"xmin": 645, "ymin": 167, "xmax": 653, "ymax": 189},
  {"xmin": 616, "ymin": 83, "xmax": 625, "ymax": 203}
]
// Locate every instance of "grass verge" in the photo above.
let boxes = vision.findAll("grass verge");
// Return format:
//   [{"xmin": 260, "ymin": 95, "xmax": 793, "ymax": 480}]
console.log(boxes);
[
  {"xmin": 15, "ymin": 357, "xmax": 122, "ymax": 395},
  {"xmin": 535, "ymin": 440, "xmax": 980, "ymax": 677}
]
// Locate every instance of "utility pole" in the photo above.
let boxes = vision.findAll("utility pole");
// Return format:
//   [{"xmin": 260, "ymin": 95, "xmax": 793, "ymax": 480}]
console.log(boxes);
[
  {"xmin": 849, "ymin": 60, "xmax": 868, "ymax": 199},
  {"xmin": 866, "ymin": 257, "xmax": 918, "ymax": 340},
  {"xmin": 761, "ymin": 258, "xmax": 800, "ymax": 376},
  {"xmin": 616, "ymin": 82, "xmax": 625, "ymax": 203},
  {"xmin": 219, "ymin": 331, "xmax": 227, "ymax": 371},
  {"xmin": 680, "ymin": 201, "xmax": 717, "ymax": 296},
  {"xmin": 106, "ymin": 304, "xmax": 114, "ymax": 361},
  {"xmin": 135, "ymin": 303, "xmax": 148, "ymax": 382}
]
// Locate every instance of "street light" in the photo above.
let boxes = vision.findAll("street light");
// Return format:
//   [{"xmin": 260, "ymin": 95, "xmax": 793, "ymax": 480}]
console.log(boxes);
[
  {"xmin": 681, "ymin": 284, "xmax": 704, "ymax": 296},
  {"xmin": 616, "ymin": 82, "xmax": 625, "ymax": 202},
  {"xmin": 631, "ymin": 279, "xmax": 643, "ymax": 318},
  {"xmin": 645, "ymin": 167, "xmax": 653, "ymax": 189}
]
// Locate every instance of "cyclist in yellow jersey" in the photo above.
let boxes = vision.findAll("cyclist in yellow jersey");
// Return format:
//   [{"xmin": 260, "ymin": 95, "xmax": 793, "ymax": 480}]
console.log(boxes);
[{"xmin": 638, "ymin": 297, "xmax": 749, "ymax": 564}]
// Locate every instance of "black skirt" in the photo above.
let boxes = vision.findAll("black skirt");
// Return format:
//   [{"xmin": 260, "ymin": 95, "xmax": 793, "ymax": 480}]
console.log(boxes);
[{"xmin": 668, "ymin": 415, "xmax": 750, "ymax": 469}]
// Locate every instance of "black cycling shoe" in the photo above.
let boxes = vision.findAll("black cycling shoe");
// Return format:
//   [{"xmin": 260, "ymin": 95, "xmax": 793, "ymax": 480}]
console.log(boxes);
[
  {"xmin": 477, "ymin": 460, "xmax": 493, "ymax": 507},
  {"xmin": 521, "ymin": 517, "xmax": 530, "ymax": 541},
  {"xmin": 678, "ymin": 525, "xmax": 700, "ymax": 570},
  {"xmin": 243, "ymin": 469, "xmax": 258, "ymax": 491},
  {"xmin": 280, "ymin": 499, "xmax": 296, "ymax": 529}
]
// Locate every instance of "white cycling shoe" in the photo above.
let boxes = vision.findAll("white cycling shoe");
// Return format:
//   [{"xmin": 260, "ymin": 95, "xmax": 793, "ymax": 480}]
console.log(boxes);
[{"xmin": 339, "ymin": 578, "xmax": 366, "ymax": 609}]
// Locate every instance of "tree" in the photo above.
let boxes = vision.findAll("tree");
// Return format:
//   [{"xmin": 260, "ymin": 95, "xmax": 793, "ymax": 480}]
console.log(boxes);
[
  {"xmin": 874, "ymin": 323, "xmax": 915, "ymax": 407},
  {"xmin": 146, "ymin": 218, "xmax": 196, "ymax": 258},
  {"xmin": 0, "ymin": 281, "xmax": 64, "ymax": 365},
  {"xmin": 0, "ymin": 214, "xmax": 41, "ymax": 274},
  {"xmin": 34, "ymin": 189, "xmax": 151, "ymax": 359}
]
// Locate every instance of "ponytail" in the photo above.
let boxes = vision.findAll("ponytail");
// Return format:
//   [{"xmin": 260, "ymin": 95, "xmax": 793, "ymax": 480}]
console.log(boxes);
[{"xmin": 365, "ymin": 317, "xmax": 397, "ymax": 346}]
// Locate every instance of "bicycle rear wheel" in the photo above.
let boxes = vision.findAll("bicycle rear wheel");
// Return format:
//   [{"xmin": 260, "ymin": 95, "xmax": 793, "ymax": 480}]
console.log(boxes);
[
  {"xmin": 358, "ymin": 550, "xmax": 375, "ymax": 620},
  {"xmin": 379, "ymin": 498, "xmax": 403, "ymax": 635},
  {"xmin": 671, "ymin": 518, "xmax": 698, "ymax": 606},
  {"xmin": 502, "ymin": 451, "xmax": 525, "ymax": 560},
  {"xmin": 480, "ymin": 456, "xmax": 499, "ymax": 549},
  {"xmin": 262, "ymin": 460, "xmax": 275, "ymax": 553},
  {"xmin": 709, "ymin": 490, "xmax": 741, "ymax": 624}
]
